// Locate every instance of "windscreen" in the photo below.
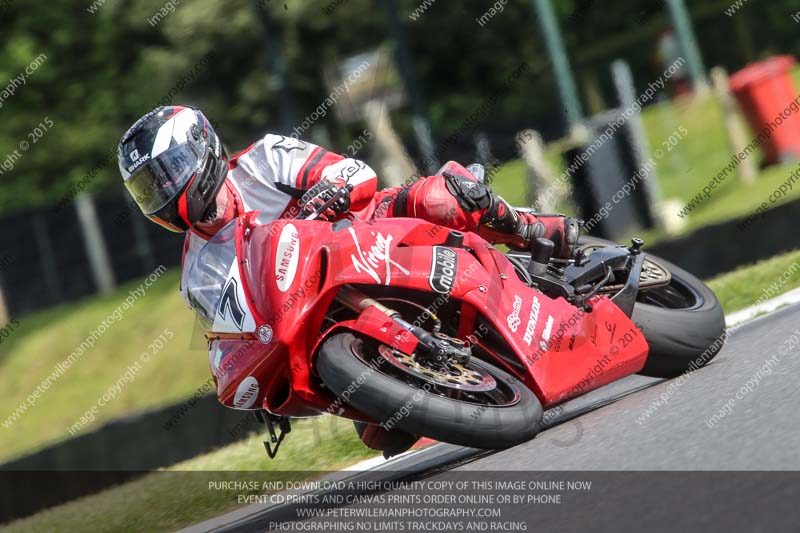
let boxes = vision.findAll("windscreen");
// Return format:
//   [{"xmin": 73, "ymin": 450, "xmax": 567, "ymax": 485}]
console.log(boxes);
[{"xmin": 185, "ymin": 219, "xmax": 239, "ymax": 330}]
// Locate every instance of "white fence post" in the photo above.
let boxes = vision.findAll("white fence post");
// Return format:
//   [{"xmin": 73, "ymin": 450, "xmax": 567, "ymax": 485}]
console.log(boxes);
[
  {"xmin": 517, "ymin": 129, "xmax": 559, "ymax": 211},
  {"xmin": 364, "ymin": 100, "xmax": 419, "ymax": 188},
  {"xmin": 711, "ymin": 66, "xmax": 757, "ymax": 185},
  {"xmin": 75, "ymin": 194, "xmax": 116, "ymax": 295}
]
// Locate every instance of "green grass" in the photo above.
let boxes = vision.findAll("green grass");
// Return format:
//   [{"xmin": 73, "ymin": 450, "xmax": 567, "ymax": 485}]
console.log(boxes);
[
  {"xmin": 2, "ymin": 417, "xmax": 378, "ymax": 533},
  {"xmin": 707, "ymin": 249, "xmax": 800, "ymax": 314},
  {"xmin": 637, "ymin": 93, "xmax": 800, "ymax": 238},
  {"xmin": 489, "ymin": 93, "xmax": 738, "ymax": 214},
  {"xmin": 0, "ymin": 270, "xmax": 211, "ymax": 462},
  {"xmin": 488, "ymin": 159, "xmax": 527, "ymax": 205},
  {"xmin": 669, "ymin": 160, "xmax": 799, "ymax": 231},
  {"xmin": 639, "ymin": 94, "xmax": 732, "ymax": 205}
]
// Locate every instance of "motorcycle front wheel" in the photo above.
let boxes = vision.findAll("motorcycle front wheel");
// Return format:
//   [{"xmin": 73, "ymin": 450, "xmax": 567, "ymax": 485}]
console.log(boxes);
[{"xmin": 316, "ymin": 333, "xmax": 543, "ymax": 450}]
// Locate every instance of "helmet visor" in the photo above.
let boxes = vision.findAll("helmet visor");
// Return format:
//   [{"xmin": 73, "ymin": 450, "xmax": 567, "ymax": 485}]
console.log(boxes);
[{"xmin": 124, "ymin": 143, "xmax": 202, "ymax": 214}]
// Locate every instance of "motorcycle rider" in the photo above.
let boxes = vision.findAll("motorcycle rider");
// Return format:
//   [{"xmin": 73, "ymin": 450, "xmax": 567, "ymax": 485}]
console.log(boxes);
[{"xmin": 118, "ymin": 105, "xmax": 579, "ymax": 456}]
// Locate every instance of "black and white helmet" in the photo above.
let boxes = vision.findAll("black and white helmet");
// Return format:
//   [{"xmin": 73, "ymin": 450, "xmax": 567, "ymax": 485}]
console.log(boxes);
[{"xmin": 118, "ymin": 106, "xmax": 228, "ymax": 232}]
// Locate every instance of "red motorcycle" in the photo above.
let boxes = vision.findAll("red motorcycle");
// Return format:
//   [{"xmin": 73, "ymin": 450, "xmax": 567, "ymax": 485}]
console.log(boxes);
[{"xmin": 185, "ymin": 162, "xmax": 725, "ymax": 454}]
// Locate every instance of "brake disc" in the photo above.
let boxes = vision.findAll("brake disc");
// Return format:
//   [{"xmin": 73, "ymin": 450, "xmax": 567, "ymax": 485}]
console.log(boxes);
[
  {"xmin": 579, "ymin": 245, "xmax": 672, "ymax": 293},
  {"xmin": 376, "ymin": 344, "xmax": 496, "ymax": 393}
]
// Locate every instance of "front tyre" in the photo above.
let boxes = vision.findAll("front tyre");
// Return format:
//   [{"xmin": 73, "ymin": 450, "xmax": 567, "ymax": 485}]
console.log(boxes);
[{"xmin": 317, "ymin": 333, "xmax": 543, "ymax": 450}]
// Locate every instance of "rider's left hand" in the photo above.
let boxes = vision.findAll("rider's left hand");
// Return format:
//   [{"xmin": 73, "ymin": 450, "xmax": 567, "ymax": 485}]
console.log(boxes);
[{"xmin": 301, "ymin": 177, "xmax": 351, "ymax": 221}]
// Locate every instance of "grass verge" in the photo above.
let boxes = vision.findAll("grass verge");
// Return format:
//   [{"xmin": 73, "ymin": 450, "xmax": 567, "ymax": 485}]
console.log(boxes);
[
  {"xmin": 2, "ymin": 417, "xmax": 378, "ymax": 533},
  {"xmin": 0, "ymin": 270, "xmax": 210, "ymax": 462},
  {"xmin": 706, "ymin": 249, "xmax": 800, "ymax": 315}
]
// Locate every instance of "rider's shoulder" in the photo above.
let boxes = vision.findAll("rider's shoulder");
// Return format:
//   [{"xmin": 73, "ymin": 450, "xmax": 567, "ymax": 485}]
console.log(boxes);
[{"xmin": 263, "ymin": 134, "xmax": 314, "ymax": 155}]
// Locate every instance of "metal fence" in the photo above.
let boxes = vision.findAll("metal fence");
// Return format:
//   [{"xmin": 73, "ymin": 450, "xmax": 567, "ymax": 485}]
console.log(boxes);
[{"xmin": 0, "ymin": 192, "xmax": 183, "ymax": 320}]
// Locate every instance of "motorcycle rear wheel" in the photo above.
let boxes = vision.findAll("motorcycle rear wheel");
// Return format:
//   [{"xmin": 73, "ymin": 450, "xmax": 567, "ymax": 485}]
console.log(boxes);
[
  {"xmin": 317, "ymin": 333, "xmax": 543, "ymax": 450},
  {"xmin": 578, "ymin": 236, "xmax": 726, "ymax": 378}
]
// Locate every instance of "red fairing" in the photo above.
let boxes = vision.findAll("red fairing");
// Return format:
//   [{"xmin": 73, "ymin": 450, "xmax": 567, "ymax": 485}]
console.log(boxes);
[{"xmin": 203, "ymin": 214, "xmax": 649, "ymax": 419}]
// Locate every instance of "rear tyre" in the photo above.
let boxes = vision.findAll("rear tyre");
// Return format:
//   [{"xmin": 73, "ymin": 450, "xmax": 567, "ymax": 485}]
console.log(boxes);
[
  {"xmin": 317, "ymin": 333, "xmax": 543, "ymax": 450},
  {"xmin": 578, "ymin": 237, "xmax": 726, "ymax": 378}
]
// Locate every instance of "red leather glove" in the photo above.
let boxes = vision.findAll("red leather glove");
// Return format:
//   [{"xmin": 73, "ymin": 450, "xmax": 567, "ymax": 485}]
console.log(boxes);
[{"xmin": 301, "ymin": 177, "xmax": 351, "ymax": 221}]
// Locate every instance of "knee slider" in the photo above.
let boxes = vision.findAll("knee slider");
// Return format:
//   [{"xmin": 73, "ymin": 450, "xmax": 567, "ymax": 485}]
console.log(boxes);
[{"xmin": 443, "ymin": 171, "xmax": 492, "ymax": 212}]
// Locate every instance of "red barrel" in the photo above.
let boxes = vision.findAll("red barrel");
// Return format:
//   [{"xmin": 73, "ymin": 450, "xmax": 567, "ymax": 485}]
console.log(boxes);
[{"xmin": 730, "ymin": 55, "xmax": 800, "ymax": 166}]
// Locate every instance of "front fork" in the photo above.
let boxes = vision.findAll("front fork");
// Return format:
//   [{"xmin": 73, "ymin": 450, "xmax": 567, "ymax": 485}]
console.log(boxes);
[{"xmin": 335, "ymin": 285, "xmax": 471, "ymax": 365}]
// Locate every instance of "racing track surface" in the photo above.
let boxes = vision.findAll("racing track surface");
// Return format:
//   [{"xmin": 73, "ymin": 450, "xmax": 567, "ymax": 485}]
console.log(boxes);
[{"xmin": 193, "ymin": 304, "xmax": 800, "ymax": 533}]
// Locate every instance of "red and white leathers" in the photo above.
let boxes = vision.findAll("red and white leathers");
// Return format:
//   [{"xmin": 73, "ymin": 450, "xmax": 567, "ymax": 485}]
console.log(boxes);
[{"xmin": 180, "ymin": 135, "xmax": 577, "ymax": 302}]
